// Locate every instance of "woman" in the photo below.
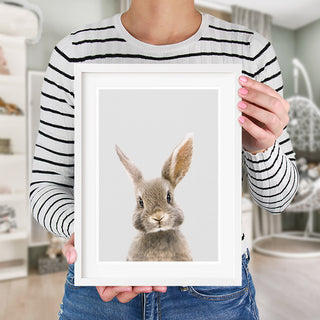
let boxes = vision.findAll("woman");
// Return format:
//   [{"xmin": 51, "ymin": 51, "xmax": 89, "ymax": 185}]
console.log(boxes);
[{"xmin": 30, "ymin": 0, "xmax": 299, "ymax": 319}]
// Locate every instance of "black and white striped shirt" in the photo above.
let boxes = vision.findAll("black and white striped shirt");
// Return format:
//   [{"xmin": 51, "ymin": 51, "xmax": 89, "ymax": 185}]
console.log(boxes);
[{"xmin": 29, "ymin": 12, "xmax": 299, "ymax": 240}]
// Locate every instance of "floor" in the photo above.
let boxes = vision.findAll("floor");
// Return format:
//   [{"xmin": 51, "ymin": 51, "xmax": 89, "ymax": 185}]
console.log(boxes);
[
  {"xmin": 0, "ymin": 252, "xmax": 319, "ymax": 320},
  {"xmin": 249, "ymin": 252, "xmax": 320, "ymax": 320}
]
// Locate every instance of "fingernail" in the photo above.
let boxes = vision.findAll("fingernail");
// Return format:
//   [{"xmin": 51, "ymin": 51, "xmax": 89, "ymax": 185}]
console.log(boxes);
[
  {"xmin": 238, "ymin": 101, "xmax": 247, "ymax": 109},
  {"xmin": 158, "ymin": 287, "xmax": 167, "ymax": 292},
  {"xmin": 66, "ymin": 252, "xmax": 71, "ymax": 263},
  {"xmin": 239, "ymin": 116, "xmax": 245, "ymax": 124},
  {"xmin": 239, "ymin": 88, "xmax": 248, "ymax": 95},
  {"xmin": 239, "ymin": 76, "xmax": 247, "ymax": 83},
  {"xmin": 144, "ymin": 287, "xmax": 152, "ymax": 292},
  {"xmin": 119, "ymin": 287, "xmax": 132, "ymax": 292}
]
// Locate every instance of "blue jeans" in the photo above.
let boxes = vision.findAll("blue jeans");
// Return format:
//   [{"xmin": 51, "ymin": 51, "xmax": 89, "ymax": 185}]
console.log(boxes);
[{"xmin": 58, "ymin": 250, "xmax": 259, "ymax": 320}]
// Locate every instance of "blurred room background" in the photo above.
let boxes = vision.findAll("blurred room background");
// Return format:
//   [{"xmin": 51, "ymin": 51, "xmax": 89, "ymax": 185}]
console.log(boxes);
[{"xmin": 0, "ymin": 0, "xmax": 319, "ymax": 319}]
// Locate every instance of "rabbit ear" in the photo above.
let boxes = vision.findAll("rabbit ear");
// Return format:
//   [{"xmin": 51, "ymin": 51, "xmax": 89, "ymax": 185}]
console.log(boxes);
[
  {"xmin": 161, "ymin": 133, "xmax": 194, "ymax": 188},
  {"xmin": 115, "ymin": 144, "xmax": 143, "ymax": 185}
]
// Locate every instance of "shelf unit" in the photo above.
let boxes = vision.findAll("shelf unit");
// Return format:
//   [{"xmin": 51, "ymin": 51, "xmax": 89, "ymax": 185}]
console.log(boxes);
[{"xmin": 0, "ymin": 34, "xmax": 28, "ymax": 280}]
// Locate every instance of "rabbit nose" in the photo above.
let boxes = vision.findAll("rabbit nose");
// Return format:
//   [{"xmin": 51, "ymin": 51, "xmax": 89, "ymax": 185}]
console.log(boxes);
[{"xmin": 152, "ymin": 214, "xmax": 165, "ymax": 222}]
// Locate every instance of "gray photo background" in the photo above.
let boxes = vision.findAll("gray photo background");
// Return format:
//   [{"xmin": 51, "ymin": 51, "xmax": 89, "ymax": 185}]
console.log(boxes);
[{"xmin": 98, "ymin": 88, "xmax": 219, "ymax": 261}]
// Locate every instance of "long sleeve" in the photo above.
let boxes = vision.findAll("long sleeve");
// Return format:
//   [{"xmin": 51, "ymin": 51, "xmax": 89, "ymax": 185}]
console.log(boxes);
[
  {"xmin": 29, "ymin": 37, "xmax": 75, "ymax": 239},
  {"xmin": 242, "ymin": 32, "xmax": 300, "ymax": 214},
  {"xmin": 28, "ymin": 12, "xmax": 301, "ymax": 241}
]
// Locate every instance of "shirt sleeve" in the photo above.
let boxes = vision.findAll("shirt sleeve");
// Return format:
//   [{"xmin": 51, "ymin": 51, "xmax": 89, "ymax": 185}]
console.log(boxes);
[
  {"xmin": 242, "ymin": 32, "xmax": 300, "ymax": 214},
  {"xmin": 29, "ymin": 36, "xmax": 75, "ymax": 239}
]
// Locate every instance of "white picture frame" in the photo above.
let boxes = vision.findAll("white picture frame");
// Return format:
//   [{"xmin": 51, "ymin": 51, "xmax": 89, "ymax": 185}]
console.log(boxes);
[{"xmin": 74, "ymin": 63, "xmax": 242, "ymax": 286}]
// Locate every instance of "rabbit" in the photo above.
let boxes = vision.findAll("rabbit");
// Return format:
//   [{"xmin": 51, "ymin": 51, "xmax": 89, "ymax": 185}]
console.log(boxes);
[{"xmin": 115, "ymin": 133, "xmax": 194, "ymax": 261}]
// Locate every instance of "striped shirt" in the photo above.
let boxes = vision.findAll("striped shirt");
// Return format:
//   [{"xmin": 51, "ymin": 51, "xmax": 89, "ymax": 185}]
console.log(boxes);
[{"xmin": 29, "ymin": 11, "xmax": 299, "ymax": 241}]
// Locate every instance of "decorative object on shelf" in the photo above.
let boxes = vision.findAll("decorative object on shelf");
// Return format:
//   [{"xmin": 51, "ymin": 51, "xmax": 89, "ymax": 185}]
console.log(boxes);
[
  {"xmin": 0, "ymin": 138, "xmax": 12, "ymax": 154},
  {"xmin": 37, "ymin": 256, "xmax": 69, "ymax": 275},
  {"xmin": 46, "ymin": 232, "xmax": 67, "ymax": 259},
  {"xmin": 0, "ymin": 204, "xmax": 17, "ymax": 233},
  {"xmin": 0, "ymin": 96, "xmax": 22, "ymax": 115},
  {"xmin": 0, "ymin": 185, "xmax": 13, "ymax": 194},
  {"xmin": 0, "ymin": 45, "xmax": 9, "ymax": 74},
  {"xmin": 0, "ymin": 0, "xmax": 43, "ymax": 44},
  {"xmin": 37, "ymin": 233, "xmax": 68, "ymax": 274},
  {"xmin": 0, "ymin": 138, "xmax": 11, "ymax": 154}
]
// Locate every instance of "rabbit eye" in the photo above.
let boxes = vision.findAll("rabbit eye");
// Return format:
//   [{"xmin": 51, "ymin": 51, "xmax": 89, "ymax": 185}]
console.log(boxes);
[
  {"xmin": 166, "ymin": 191, "xmax": 172, "ymax": 204},
  {"xmin": 138, "ymin": 197, "xmax": 144, "ymax": 208}
]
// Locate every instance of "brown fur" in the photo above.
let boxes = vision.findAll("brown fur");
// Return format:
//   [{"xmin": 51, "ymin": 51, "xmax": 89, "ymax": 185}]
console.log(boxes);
[{"xmin": 115, "ymin": 133, "xmax": 194, "ymax": 261}]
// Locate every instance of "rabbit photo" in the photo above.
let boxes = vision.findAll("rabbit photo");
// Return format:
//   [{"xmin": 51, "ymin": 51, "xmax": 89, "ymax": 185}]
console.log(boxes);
[{"xmin": 115, "ymin": 133, "xmax": 194, "ymax": 261}]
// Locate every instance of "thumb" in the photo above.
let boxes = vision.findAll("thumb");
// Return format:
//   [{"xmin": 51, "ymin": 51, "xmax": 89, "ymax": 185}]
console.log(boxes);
[{"xmin": 62, "ymin": 233, "xmax": 77, "ymax": 264}]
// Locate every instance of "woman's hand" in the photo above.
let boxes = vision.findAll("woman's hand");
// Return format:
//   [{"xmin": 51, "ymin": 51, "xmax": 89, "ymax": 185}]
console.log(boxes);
[
  {"xmin": 96, "ymin": 284, "xmax": 167, "ymax": 304},
  {"xmin": 237, "ymin": 76, "xmax": 290, "ymax": 155},
  {"xmin": 62, "ymin": 233, "xmax": 167, "ymax": 303},
  {"xmin": 62, "ymin": 232, "xmax": 77, "ymax": 264}
]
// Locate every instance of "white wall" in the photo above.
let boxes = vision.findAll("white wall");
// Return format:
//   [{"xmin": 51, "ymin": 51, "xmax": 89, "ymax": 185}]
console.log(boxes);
[{"xmin": 27, "ymin": 0, "xmax": 120, "ymax": 71}]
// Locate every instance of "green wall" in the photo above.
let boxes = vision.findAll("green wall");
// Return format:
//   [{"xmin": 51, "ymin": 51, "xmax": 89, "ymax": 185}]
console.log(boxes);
[
  {"xmin": 296, "ymin": 19, "xmax": 320, "ymax": 108},
  {"xmin": 271, "ymin": 25, "xmax": 295, "ymax": 100},
  {"xmin": 272, "ymin": 19, "xmax": 320, "ymax": 109}
]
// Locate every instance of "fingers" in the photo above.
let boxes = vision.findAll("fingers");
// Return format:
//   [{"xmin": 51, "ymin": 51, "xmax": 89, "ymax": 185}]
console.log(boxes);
[
  {"xmin": 238, "ymin": 101, "xmax": 283, "ymax": 137},
  {"xmin": 115, "ymin": 291, "xmax": 139, "ymax": 303},
  {"xmin": 239, "ymin": 75, "xmax": 281, "ymax": 99},
  {"xmin": 116, "ymin": 286, "xmax": 154, "ymax": 303},
  {"xmin": 96, "ymin": 286, "xmax": 159, "ymax": 304},
  {"xmin": 238, "ymin": 87, "xmax": 281, "ymax": 116},
  {"xmin": 96, "ymin": 286, "xmax": 133, "ymax": 303},
  {"xmin": 153, "ymin": 286, "xmax": 167, "ymax": 293},
  {"xmin": 96, "ymin": 286, "xmax": 167, "ymax": 304},
  {"xmin": 239, "ymin": 115, "xmax": 276, "ymax": 148},
  {"xmin": 62, "ymin": 232, "xmax": 77, "ymax": 264},
  {"xmin": 239, "ymin": 76, "xmax": 290, "ymax": 116}
]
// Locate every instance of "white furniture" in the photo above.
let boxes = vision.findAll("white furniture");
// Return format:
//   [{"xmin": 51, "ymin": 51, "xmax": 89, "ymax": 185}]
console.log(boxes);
[
  {"xmin": 0, "ymin": 2, "xmax": 45, "ymax": 280},
  {"xmin": 0, "ymin": 34, "xmax": 28, "ymax": 280},
  {"xmin": 27, "ymin": 70, "xmax": 49, "ymax": 247}
]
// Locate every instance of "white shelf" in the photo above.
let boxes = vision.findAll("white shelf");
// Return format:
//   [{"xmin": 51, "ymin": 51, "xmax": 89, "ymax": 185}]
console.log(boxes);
[
  {"xmin": 0, "ymin": 153, "xmax": 25, "ymax": 160},
  {"xmin": 0, "ymin": 228, "xmax": 28, "ymax": 242},
  {"xmin": 29, "ymin": 240, "xmax": 49, "ymax": 247},
  {"xmin": 0, "ymin": 74, "xmax": 24, "ymax": 85},
  {"xmin": 0, "ymin": 114, "xmax": 25, "ymax": 120},
  {"xmin": 0, "ymin": 118, "xmax": 27, "ymax": 153},
  {"xmin": 0, "ymin": 261, "xmax": 27, "ymax": 281},
  {"xmin": 0, "ymin": 191, "xmax": 25, "ymax": 203},
  {"xmin": 0, "ymin": 34, "xmax": 28, "ymax": 281},
  {"xmin": 29, "ymin": 216, "xmax": 50, "ymax": 247}
]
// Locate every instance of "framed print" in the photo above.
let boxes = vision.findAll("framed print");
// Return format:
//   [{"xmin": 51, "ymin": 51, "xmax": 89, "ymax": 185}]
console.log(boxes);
[{"xmin": 74, "ymin": 63, "xmax": 242, "ymax": 286}]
